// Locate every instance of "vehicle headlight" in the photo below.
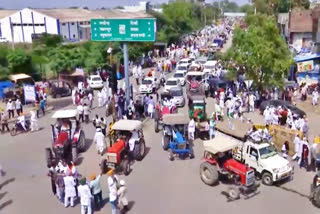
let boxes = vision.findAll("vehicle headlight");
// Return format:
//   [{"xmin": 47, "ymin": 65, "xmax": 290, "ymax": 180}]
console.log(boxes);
[{"xmin": 273, "ymin": 168, "xmax": 280, "ymax": 174}]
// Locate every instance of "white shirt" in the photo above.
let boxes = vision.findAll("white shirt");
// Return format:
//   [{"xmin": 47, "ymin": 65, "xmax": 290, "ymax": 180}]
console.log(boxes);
[
  {"xmin": 15, "ymin": 100, "xmax": 22, "ymax": 109},
  {"xmin": 188, "ymin": 119, "xmax": 195, "ymax": 133},
  {"xmin": 78, "ymin": 184, "xmax": 92, "ymax": 206},
  {"xmin": 77, "ymin": 105, "xmax": 84, "ymax": 114},
  {"xmin": 83, "ymin": 106, "xmax": 90, "ymax": 115},
  {"xmin": 129, "ymin": 131, "xmax": 139, "ymax": 151},
  {"xmin": 108, "ymin": 176, "xmax": 118, "ymax": 202},
  {"xmin": 6, "ymin": 101, "xmax": 13, "ymax": 110},
  {"xmin": 64, "ymin": 176, "xmax": 76, "ymax": 197}
]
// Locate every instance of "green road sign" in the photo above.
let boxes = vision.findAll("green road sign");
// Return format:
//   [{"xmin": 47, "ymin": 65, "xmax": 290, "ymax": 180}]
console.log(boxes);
[{"xmin": 91, "ymin": 18, "xmax": 156, "ymax": 42}]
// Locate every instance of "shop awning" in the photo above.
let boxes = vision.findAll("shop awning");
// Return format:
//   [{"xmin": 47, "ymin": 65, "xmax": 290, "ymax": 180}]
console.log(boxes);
[{"xmin": 294, "ymin": 53, "xmax": 320, "ymax": 62}]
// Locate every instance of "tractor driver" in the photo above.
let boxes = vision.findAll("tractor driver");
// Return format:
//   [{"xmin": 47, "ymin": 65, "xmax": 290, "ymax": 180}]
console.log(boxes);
[
  {"xmin": 128, "ymin": 130, "xmax": 139, "ymax": 160},
  {"xmin": 61, "ymin": 120, "xmax": 71, "ymax": 139}
]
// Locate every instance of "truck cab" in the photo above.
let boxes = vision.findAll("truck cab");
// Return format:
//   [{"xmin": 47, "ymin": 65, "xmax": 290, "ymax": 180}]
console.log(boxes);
[{"xmin": 233, "ymin": 141, "xmax": 293, "ymax": 186}]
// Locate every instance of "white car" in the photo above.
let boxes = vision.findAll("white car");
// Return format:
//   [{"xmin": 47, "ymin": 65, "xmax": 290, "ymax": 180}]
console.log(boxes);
[
  {"xmin": 170, "ymin": 87, "xmax": 185, "ymax": 107},
  {"xmin": 139, "ymin": 77, "xmax": 157, "ymax": 94},
  {"xmin": 203, "ymin": 61, "xmax": 217, "ymax": 74},
  {"xmin": 177, "ymin": 58, "xmax": 193, "ymax": 66},
  {"xmin": 173, "ymin": 71, "xmax": 186, "ymax": 86},
  {"xmin": 87, "ymin": 75, "xmax": 104, "ymax": 89},
  {"xmin": 164, "ymin": 78, "xmax": 181, "ymax": 92},
  {"xmin": 175, "ymin": 64, "xmax": 189, "ymax": 76}
]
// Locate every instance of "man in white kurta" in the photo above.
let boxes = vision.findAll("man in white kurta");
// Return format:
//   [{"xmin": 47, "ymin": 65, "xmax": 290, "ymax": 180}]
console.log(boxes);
[
  {"xmin": 64, "ymin": 173, "xmax": 76, "ymax": 207},
  {"xmin": 30, "ymin": 110, "xmax": 39, "ymax": 132},
  {"xmin": 97, "ymin": 91, "xmax": 103, "ymax": 107},
  {"xmin": 249, "ymin": 94, "xmax": 256, "ymax": 112},
  {"xmin": 78, "ymin": 178, "xmax": 93, "ymax": 214},
  {"xmin": 93, "ymin": 128, "xmax": 106, "ymax": 155},
  {"xmin": 188, "ymin": 118, "xmax": 196, "ymax": 141},
  {"xmin": 312, "ymin": 90, "xmax": 319, "ymax": 106}
]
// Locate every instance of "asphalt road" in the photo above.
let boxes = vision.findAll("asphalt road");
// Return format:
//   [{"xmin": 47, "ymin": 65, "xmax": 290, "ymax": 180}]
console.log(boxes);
[{"xmin": 1, "ymin": 36, "xmax": 320, "ymax": 214}]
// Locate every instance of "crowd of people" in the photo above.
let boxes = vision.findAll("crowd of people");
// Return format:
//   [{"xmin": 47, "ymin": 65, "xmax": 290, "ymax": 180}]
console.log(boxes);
[{"xmin": 48, "ymin": 161, "xmax": 128, "ymax": 214}]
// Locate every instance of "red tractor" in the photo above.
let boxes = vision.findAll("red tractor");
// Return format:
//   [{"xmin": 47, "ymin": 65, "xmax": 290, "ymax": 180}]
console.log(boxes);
[
  {"xmin": 100, "ymin": 120, "xmax": 146, "ymax": 175},
  {"xmin": 154, "ymin": 92, "xmax": 177, "ymax": 132},
  {"xmin": 45, "ymin": 110, "xmax": 86, "ymax": 167},
  {"xmin": 200, "ymin": 135, "xmax": 259, "ymax": 200}
]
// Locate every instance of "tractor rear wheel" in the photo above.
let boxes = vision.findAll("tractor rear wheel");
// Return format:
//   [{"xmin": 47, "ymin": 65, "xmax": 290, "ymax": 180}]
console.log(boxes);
[
  {"xmin": 71, "ymin": 146, "xmax": 78, "ymax": 164},
  {"xmin": 262, "ymin": 172, "xmax": 273, "ymax": 186},
  {"xmin": 312, "ymin": 187, "xmax": 320, "ymax": 208},
  {"xmin": 228, "ymin": 186, "xmax": 240, "ymax": 200},
  {"xmin": 162, "ymin": 135, "xmax": 170, "ymax": 150},
  {"xmin": 200, "ymin": 162, "xmax": 219, "ymax": 186},
  {"xmin": 122, "ymin": 159, "xmax": 130, "ymax": 176},
  {"xmin": 134, "ymin": 140, "xmax": 146, "ymax": 161},
  {"xmin": 168, "ymin": 149, "xmax": 174, "ymax": 161},
  {"xmin": 45, "ymin": 148, "xmax": 53, "ymax": 168}
]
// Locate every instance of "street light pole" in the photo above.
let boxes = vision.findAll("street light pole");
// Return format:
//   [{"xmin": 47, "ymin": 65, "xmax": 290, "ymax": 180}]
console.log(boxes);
[{"xmin": 123, "ymin": 43, "xmax": 130, "ymax": 109}]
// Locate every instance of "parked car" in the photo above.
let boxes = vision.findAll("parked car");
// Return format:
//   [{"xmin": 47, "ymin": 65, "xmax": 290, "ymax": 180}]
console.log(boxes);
[
  {"xmin": 87, "ymin": 75, "xmax": 104, "ymax": 89},
  {"xmin": 50, "ymin": 80, "xmax": 72, "ymax": 98},
  {"xmin": 173, "ymin": 71, "xmax": 186, "ymax": 86},
  {"xmin": 259, "ymin": 100, "xmax": 306, "ymax": 117},
  {"xmin": 164, "ymin": 78, "xmax": 181, "ymax": 92}
]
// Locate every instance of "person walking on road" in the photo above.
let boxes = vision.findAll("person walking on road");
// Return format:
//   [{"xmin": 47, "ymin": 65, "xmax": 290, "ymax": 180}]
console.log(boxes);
[
  {"xmin": 312, "ymin": 89, "xmax": 319, "ymax": 106},
  {"xmin": 83, "ymin": 103, "xmax": 91, "ymax": 123},
  {"xmin": 209, "ymin": 117, "xmax": 216, "ymax": 139},
  {"xmin": 88, "ymin": 92, "xmax": 94, "ymax": 109},
  {"xmin": 15, "ymin": 98, "xmax": 23, "ymax": 116},
  {"xmin": 133, "ymin": 65, "xmax": 139, "ymax": 85},
  {"xmin": 39, "ymin": 97, "xmax": 46, "ymax": 116},
  {"xmin": 118, "ymin": 180, "xmax": 129, "ymax": 211},
  {"xmin": 107, "ymin": 169, "xmax": 119, "ymax": 214},
  {"xmin": 72, "ymin": 87, "xmax": 77, "ymax": 105},
  {"xmin": 63, "ymin": 171, "xmax": 76, "ymax": 207},
  {"xmin": 93, "ymin": 128, "xmax": 106, "ymax": 155},
  {"xmin": 77, "ymin": 103, "xmax": 84, "ymax": 123},
  {"xmin": 30, "ymin": 110, "xmax": 39, "ymax": 132},
  {"xmin": 78, "ymin": 177, "xmax": 93, "ymax": 214},
  {"xmin": 6, "ymin": 99, "xmax": 14, "ymax": 119},
  {"xmin": 188, "ymin": 118, "xmax": 196, "ymax": 141},
  {"xmin": 90, "ymin": 173, "xmax": 103, "ymax": 210},
  {"xmin": 0, "ymin": 110, "xmax": 9, "ymax": 133}
]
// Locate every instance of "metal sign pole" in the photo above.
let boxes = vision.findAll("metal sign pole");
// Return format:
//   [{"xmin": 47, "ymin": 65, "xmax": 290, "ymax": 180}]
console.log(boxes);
[{"xmin": 123, "ymin": 43, "xmax": 130, "ymax": 110}]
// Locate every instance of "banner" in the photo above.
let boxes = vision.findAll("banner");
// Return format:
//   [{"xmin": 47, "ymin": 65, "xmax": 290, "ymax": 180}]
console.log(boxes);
[
  {"xmin": 297, "ymin": 60, "xmax": 314, "ymax": 72},
  {"xmin": 23, "ymin": 84, "xmax": 36, "ymax": 102}
]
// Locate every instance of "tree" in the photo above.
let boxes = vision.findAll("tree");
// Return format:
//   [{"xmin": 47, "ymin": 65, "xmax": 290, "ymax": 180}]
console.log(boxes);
[
  {"xmin": 240, "ymin": 4, "xmax": 255, "ymax": 14},
  {"xmin": 7, "ymin": 49, "xmax": 33, "ymax": 75},
  {"xmin": 226, "ymin": 14, "xmax": 293, "ymax": 91}
]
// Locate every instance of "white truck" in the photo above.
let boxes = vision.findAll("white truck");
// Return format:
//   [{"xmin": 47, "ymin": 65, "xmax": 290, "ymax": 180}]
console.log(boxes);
[{"xmin": 233, "ymin": 141, "xmax": 293, "ymax": 186}]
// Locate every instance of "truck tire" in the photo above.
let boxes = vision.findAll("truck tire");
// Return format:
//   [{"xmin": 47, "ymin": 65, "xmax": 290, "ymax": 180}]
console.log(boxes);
[
  {"xmin": 262, "ymin": 172, "xmax": 273, "ymax": 186},
  {"xmin": 200, "ymin": 162, "xmax": 219, "ymax": 186},
  {"xmin": 312, "ymin": 187, "xmax": 320, "ymax": 208},
  {"xmin": 162, "ymin": 135, "xmax": 170, "ymax": 150},
  {"xmin": 78, "ymin": 132, "xmax": 86, "ymax": 152},
  {"xmin": 121, "ymin": 159, "xmax": 130, "ymax": 176},
  {"xmin": 45, "ymin": 148, "xmax": 53, "ymax": 168},
  {"xmin": 134, "ymin": 140, "xmax": 146, "ymax": 161},
  {"xmin": 72, "ymin": 146, "xmax": 78, "ymax": 164},
  {"xmin": 228, "ymin": 186, "xmax": 240, "ymax": 200}
]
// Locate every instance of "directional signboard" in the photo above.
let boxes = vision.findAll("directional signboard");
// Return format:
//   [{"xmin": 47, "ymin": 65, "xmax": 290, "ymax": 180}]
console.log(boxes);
[{"xmin": 91, "ymin": 18, "xmax": 156, "ymax": 42}]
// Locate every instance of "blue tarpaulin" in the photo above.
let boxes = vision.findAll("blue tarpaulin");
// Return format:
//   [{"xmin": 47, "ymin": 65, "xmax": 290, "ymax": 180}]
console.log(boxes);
[
  {"xmin": 294, "ymin": 53, "xmax": 320, "ymax": 62},
  {"xmin": 0, "ymin": 81, "xmax": 14, "ymax": 99}
]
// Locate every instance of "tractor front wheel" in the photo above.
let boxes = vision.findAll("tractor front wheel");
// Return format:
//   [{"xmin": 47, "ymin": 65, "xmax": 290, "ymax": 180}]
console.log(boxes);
[
  {"xmin": 45, "ymin": 148, "xmax": 53, "ymax": 168},
  {"xmin": 228, "ymin": 186, "xmax": 240, "ymax": 200},
  {"xmin": 78, "ymin": 132, "xmax": 86, "ymax": 152},
  {"xmin": 200, "ymin": 162, "xmax": 219, "ymax": 186},
  {"xmin": 168, "ymin": 149, "xmax": 174, "ymax": 161},
  {"xmin": 162, "ymin": 135, "xmax": 170, "ymax": 150},
  {"xmin": 121, "ymin": 159, "xmax": 130, "ymax": 176}
]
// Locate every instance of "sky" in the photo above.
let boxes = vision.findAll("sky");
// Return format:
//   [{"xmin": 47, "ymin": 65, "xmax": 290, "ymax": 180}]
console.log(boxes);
[{"xmin": 3, "ymin": 0, "xmax": 249, "ymax": 10}]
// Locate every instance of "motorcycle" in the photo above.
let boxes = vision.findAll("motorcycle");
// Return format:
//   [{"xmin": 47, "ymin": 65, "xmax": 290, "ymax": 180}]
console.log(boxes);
[{"xmin": 10, "ymin": 120, "xmax": 31, "ymax": 136}]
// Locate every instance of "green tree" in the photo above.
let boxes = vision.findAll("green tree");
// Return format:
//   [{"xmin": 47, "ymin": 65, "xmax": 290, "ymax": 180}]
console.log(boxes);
[
  {"xmin": 7, "ymin": 48, "xmax": 33, "ymax": 75},
  {"xmin": 226, "ymin": 14, "xmax": 293, "ymax": 91},
  {"xmin": 240, "ymin": 4, "xmax": 255, "ymax": 14}
]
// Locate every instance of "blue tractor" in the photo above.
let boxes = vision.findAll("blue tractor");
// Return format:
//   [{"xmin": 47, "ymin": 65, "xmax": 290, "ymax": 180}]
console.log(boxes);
[{"xmin": 161, "ymin": 114, "xmax": 194, "ymax": 161}]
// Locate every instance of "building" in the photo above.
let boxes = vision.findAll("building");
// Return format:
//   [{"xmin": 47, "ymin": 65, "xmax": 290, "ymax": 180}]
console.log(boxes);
[
  {"xmin": 288, "ymin": 9, "xmax": 313, "ymax": 53},
  {"xmin": 277, "ymin": 13, "xmax": 289, "ymax": 43},
  {"xmin": 120, "ymin": 1, "xmax": 151, "ymax": 13},
  {"xmin": 0, "ymin": 8, "xmax": 151, "ymax": 43}
]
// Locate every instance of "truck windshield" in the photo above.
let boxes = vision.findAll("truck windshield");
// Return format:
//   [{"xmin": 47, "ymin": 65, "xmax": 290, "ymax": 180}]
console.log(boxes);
[{"xmin": 259, "ymin": 146, "xmax": 277, "ymax": 159}]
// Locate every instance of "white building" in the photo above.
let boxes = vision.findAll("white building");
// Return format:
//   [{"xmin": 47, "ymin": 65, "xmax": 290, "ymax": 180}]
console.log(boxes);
[{"xmin": 0, "ymin": 8, "xmax": 151, "ymax": 43}]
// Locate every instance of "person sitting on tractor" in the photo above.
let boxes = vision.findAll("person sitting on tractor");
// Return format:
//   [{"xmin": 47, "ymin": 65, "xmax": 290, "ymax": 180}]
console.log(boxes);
[{"xmin": 61, "ymin": 121, "xmax": 71, "ymax": 139}]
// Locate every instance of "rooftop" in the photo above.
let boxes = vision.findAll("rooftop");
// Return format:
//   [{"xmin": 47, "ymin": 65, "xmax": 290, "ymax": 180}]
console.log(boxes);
[{"xmin": 0, "ymin": 8, "xmax": 152, "ymax": 22}]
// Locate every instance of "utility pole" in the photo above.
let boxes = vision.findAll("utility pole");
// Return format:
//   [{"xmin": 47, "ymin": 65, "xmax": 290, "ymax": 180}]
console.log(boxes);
[{"xmin": 123, "ymin": 43, "xmax": 130, "ymax": 109}]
